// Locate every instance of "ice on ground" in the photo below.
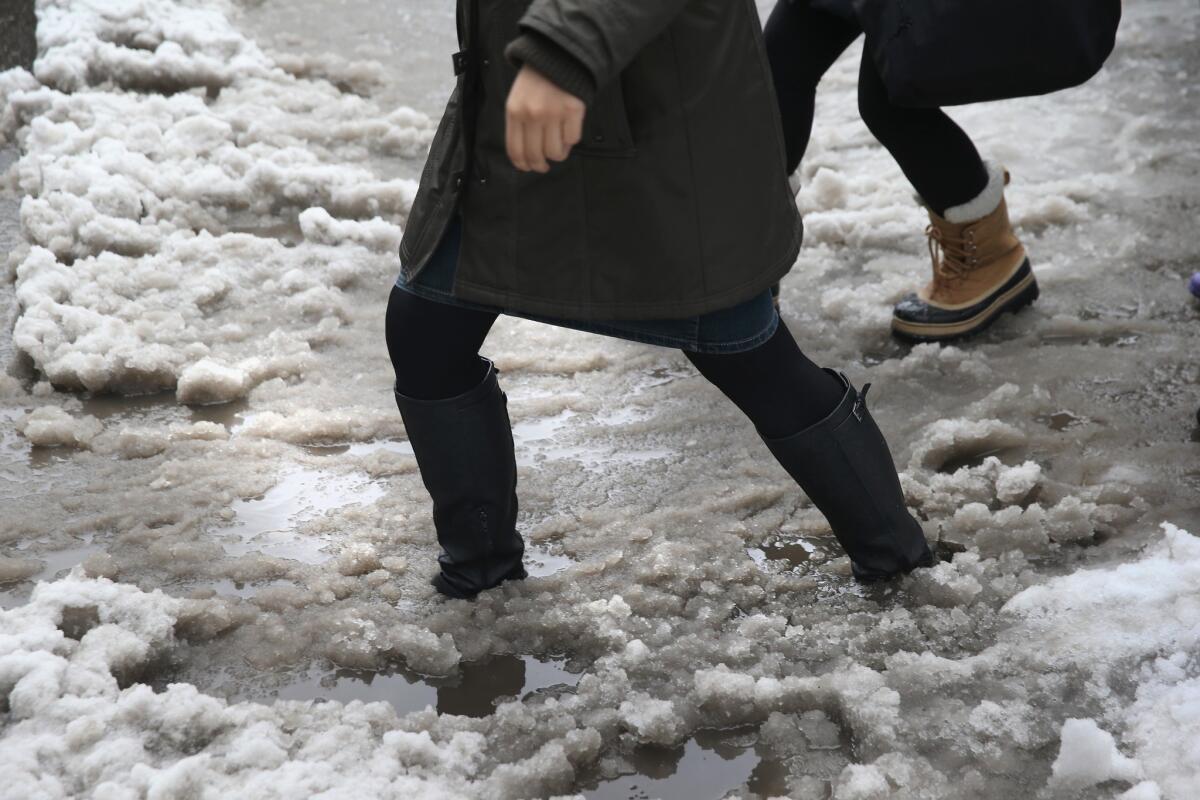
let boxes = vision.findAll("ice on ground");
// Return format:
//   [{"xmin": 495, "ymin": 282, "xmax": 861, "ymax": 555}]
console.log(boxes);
[
  {"xmin": 17, "ymin": 404, "xmax": 102, "ymax": 447},
  {"xmin": 19, "ymin": 521, "xmax": 1195, "ymax": 798},
  {"xmin": 1, "ymin": 0, "xmax": 1199, "ymax": 797}
]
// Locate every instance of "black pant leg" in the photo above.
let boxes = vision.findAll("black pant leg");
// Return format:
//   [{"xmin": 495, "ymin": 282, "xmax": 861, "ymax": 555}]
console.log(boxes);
[
  {"xmin": 764, "ymin": 0, "xmax": 862, "ymax": 175},
  {"xmin": 856, "ymin": 49, "xmax": 989, "ymax": 216},
  {"xmin": 684, "ymin": 322, "xmax": 844, "ymax": 440}
]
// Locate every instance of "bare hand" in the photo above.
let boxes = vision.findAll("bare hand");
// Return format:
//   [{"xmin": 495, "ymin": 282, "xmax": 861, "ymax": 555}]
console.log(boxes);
[{"xmin": 506, "ymin": 65, "xmax": 585, "ymax": 173}]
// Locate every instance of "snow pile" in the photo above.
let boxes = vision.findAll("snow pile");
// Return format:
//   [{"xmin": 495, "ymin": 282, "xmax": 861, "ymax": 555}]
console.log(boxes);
[
  {"xmin": 1003, "ymin": 523, "xmax": 1200, "ymax": 798},
  {"xmin": 3, "ymin": 0, "xmax": 434, "ymax": 398},
  {"xmin": 34, "ymin": 0, "xmax": 266, "ymax": 94}
]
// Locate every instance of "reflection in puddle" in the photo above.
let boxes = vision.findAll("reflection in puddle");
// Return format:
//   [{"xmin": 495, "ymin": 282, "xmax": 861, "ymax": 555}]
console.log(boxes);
[
  {"xmin": 747, "ymin": 538, "xmax": 820, "ymax": 572},
  {"xmin": 586, "ymin": 727, "xmax": 789, "ymax": 800},
  {"xmin": 181, "ymin": 578, "xmax": 295, "ymax": 599},
  {"xmin": 0, "ymin": 406, "xmax": 49, "ymax": 476},
  {"xmin": 189, "ymin": 397, "xmax": 250, "ymax": 430},
  {"xmin": 347, "ymin": 439, "xmax": 412, "ymax": 457},
  {"xmin": 1, "ymin": 534, "xmax": 102, "ymax": 608},
  {"xmin": 303, "ymin": 443, "xmax": 352, "ymax": 457},
  {"xmin": 315, "ymin": 414, "xmax": 674, "ymax": 470},
  {"xmin": 1039, "ymin": 332, "xmax": 1142, "ymax": 348},
  {"xmin": 220, "ymin": 468, "xmax": 385, "ymax": 563},
  {"xmin": 276, "ymin": 406, "xmax": 673, "ymax": 472},
  {"xmin": 631, "ymin": 365, "xmax": 693, "ymax": 394},
  {"xmin": 512, "ymin": 409, "xmax": 673, "ymax": 470},
  {"xmin": 1037, "ymin": 410, "xmax": 1088, "ymax": 431},
  {"xmin": 525, "ymin": 545, "xmax": 574, "ymax": 577},
  {"xmin": 242, "ymin": 654, "xmax": 578, "ymax": 717},
  {"xmin": 79, "ymin": 391, "xmax": 176, "ymax": 421}
]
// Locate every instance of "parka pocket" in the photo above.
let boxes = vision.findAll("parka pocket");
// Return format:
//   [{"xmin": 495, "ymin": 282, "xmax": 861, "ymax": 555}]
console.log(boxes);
[{"xmin": 575, "ymin": 78, "xmax": 637, "ymax": 158}]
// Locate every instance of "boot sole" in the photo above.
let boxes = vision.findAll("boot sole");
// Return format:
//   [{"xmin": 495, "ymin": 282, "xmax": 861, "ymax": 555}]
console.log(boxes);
[{"xmin": 891, "ymin": 267, "xmax": 1039, "ymax": 344}]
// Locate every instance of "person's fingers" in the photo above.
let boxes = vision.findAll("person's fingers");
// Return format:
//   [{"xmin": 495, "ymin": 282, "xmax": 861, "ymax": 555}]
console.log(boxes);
[
  {"xmin": 563, "ymin": 105, "xmax": 584, "ymax": 150},
  {"xmin": 507, "ymin": 66, "xmax": 587, "ymax": 171},
  {"xmin": 544, "ymin": 117, "xmax": 566, "ymax": 163},
  {"xmin": 559, "ymin": 106, "xmax": 583, "ymax": 161},
  {"xmin": 507, "ymin": 113, "xmax": 527, "ymax": 171},
  {"xmin": 524, "ymin": 118, "xmax": 549, "ymax": 173}
]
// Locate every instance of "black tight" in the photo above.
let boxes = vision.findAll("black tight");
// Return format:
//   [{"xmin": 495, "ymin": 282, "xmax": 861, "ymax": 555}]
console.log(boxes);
[
  {"xmin": 386, "ymin": 285, "xmax": 497, "ymax": 400},
  {"xmin": 764, "ymin": 0, "xmax": 989, "ymax": 216},
  {"xmin": 683, "ymin": 323, "xmax": 843, "ymax": 438},
  {"xmin": 386, "ymin": 286, "xmax": 844, "ymax": 438}
]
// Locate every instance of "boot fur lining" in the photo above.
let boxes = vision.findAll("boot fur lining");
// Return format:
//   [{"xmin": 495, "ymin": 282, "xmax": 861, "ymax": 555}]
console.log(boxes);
[{"xmin": 944, "ymin": 161, "xmax": 1006, "ymax": 224}]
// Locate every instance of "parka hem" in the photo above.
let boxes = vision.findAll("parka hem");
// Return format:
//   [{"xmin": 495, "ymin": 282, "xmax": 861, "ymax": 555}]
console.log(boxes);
[{"xmin": 449, "ymin": 221, "xmax": 802, "ymax": 322}]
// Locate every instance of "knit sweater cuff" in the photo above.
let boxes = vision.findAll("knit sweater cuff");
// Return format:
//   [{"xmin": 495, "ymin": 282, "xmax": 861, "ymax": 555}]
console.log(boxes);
[{"xmin": 504, "ymin": 32, "xmax": 597, "ymax": 106}]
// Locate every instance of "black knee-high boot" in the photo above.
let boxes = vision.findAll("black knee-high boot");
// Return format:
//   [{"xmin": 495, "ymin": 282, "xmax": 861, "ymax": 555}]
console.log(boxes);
[
  {"xmin": 393, "ymin": 358, "xmax": 527, "ymax": 598},
  {"xmin": 762, "ymin": 371, "xmax": 934, "ymax": 582}
]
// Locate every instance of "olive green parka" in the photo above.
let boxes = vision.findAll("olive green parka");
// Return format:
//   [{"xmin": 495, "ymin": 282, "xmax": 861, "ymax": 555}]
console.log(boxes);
[{"xmin": 399, "ymin": 0, "xmax": 803, "ymax": 321}]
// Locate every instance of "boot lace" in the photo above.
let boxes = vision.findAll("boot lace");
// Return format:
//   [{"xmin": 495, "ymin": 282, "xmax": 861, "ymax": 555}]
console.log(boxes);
[{"xmin": 926, "ymin": 225, "xmax": 978, "ymax": 284}]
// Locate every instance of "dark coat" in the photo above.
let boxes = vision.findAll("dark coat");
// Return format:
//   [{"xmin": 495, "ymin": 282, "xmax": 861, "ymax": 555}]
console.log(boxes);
[
  {"xmin": 811, "ymin": 0, "xmax": 858, "ymax": 23},
  {"xmin": 399, "ymin": 0, "xmax": 803, "ymax": 321}
]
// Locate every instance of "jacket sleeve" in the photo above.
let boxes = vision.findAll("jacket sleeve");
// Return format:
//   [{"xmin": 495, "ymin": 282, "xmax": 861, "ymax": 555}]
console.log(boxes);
[
  {"xmin": 512, "ymin": 0, "xmax": 693, "ymax": 91},
  {"xmin": 505, "ymin": 31, "xmax": 599, "ymax": 104}
]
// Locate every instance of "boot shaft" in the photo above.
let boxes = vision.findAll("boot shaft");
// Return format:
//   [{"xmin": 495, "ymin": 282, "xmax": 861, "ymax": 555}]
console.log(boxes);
[
  {"xmin": 393, "ymin": 359, "xmax": 526, "ymax": 598},
  {"xmin": 762, "ymin": 372, "xmax": 933, "ymax": 580}
]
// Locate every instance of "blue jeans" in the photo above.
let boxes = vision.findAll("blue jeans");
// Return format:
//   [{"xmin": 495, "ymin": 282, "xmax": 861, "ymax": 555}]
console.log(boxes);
[{"xmin": 394, "ymin": 216, "xmax": 779, "ymax": 355}]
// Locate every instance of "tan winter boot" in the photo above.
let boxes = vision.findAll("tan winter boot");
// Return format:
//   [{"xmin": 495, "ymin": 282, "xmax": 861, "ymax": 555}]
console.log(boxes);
[{"xmin": 891, "ymin": 164, "xmax": 1038, "ymax": 343}]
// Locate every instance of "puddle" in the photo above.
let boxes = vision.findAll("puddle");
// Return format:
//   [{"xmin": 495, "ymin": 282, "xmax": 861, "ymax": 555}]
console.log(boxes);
[
  {"xmin": 1038, "ymin": 332, "xmax": 1143, "ymax": 348},
  {"xmin": 631, "ymin": 365, "xmax": 693, "ymax": 394},
  {"xmin": 1, "ymin": 534, "xmax": 103, "ymax": 608},
  {"xmin": 747, "ymin": 538, "xmax": 822, "ymax": 572},
  {"xmin": 74, "ymin": 389, "xmax": 251, "ymax": 437},
  {"xmin": 178, "ymin": 578, "xmax": 295, "ymax": 599},
  {"xmin": 189, "ymin": 397, "xmax": 250, "ymax": 430},
  {"xmin": 79, "ymin": 391, "xmax": 177, "ymax": 421},
  {"xmin": 512, "ymin": 409, "xmax": 673, "ymax": 471},
  {"xmin": 584, "ymin": 727, "xmax": 790, "ymax": 800},
  {"xmin": 592, "ymin": 405, "xmax": 654, "ymax": 427},
  {"xmin": 220, "ymin": 468, "xmax": 385, "ymax": 563},
  {"xmin": 298, "ymin": 407, "xmax": 672, "ymax": 472},
  {"xmin": 524, "ymin": 545, "xmax": 574, "ymax": 577},
  {"xmin": 216, "ymin": 654, "xmax": 579, "ymax": 717},
  {"xmin": 303, "ymin": 443, "xmax": 352, "ymax": 457},
  {"xmin": 512, "ymin": 409, "xmax": 577, "ymax": 468},
  {"xmin": 347, "ymin": 440, "xmax": 411, "ymax": 456},
  {"xmin": 1037, "ymin": 411, "xmax": 1089, "ymax": 431},
  {"xmin": 0, "ymin": 407, "xmax": 31, "ymax": 466}
]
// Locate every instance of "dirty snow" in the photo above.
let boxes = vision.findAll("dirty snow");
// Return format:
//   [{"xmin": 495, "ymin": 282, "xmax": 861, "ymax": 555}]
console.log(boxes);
[{"xmin": 1, "ymin": 0, "xmax": 1199, "ymax": 798}]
